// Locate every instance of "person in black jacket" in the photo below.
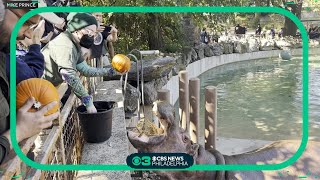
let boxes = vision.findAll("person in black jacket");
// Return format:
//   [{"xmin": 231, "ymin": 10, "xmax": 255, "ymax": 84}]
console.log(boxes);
[
  {"xmin": 278, "ymin": 27, "xmax": 284, "ymax": 38},
  {"xmin": 5, "ymin": 20, "xmax": 46, "ymax": 84},
  {"xmin": 90, "ymin": 12, "xmax": 118, "ymax": 63},
  {"xmin": 200, "ymin": 28, "xmax": 209, "ymax": 44},
  {"xmin": 270, "ymin": 25, "xmax": 276, "ymax": 39},
  {"xmin": 0, "ymin": 0, "xmax": 59, "ymax": 164},
  {"xmin": 255, "ymin": 24, "xmax": 262, "ymax": 35},
  {"xmin": 240, "ymin": 23, "xmax": 247, "ymax": 34},
  {"xmin": 235, "ymin": 24, "xmax": 241, "ymax": 34}
]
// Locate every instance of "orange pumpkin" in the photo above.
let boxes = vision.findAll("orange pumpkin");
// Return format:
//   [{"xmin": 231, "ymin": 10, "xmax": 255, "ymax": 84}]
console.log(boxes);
[
  {"xmin": 16, "ymin": 78, "xmax": 60, "ymax": 115},
  {"xmin": 111, "ymin": 54, "xmax": 131, "ymax": 73}
]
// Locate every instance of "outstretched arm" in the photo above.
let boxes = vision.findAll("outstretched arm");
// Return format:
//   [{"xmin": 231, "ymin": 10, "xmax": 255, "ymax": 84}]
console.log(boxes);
[
  {"xmin": 105, "ymin": 40, "xmax": 114, "ymax": 60},
  {"xmin": 59, "ymin": 68, "xmax": 94, "ymax": 108},
  {"xmin": 76, "ymin": 61, "xmax": 116, "ymax": 78}
]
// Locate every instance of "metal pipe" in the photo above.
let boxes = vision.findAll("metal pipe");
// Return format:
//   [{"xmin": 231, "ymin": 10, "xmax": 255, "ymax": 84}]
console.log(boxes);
[
  {"xmin": 127, "ymin": 50, "xmax": 159, "ymax": 127},
  {"xmin": 205, "ymin": 86, "xmax": 217, "ymax": 150},
  {"xmin": 121, "ymin": 73, "xmax": 129, "ymax": 102},
  {"xmin": 127, "ymin": 54, "xmax": 140, "ymax": 121},
  {"xmin": 129, "ymin": 49, "xmax": 145, "ymax": 117},
  {"xmin": 189, "ymin": 78, "xmax": 200, "ymax": 144},
  {"xmin": 128, "ymin": 49, "xmax": 159, "ymax": 117},
  {"xmin": 120, "ymin": 74, "xmax": 123, "ymax": 98},
  {"xmin": 140, "ymin": 53, "xmax": 144, "ymax": 116},
  {"xmin": 139, "ymin": 50, "xmax": 160, "ymax": 55},
  {"xmin": 120, "ymin": 75, "xmax": 123, "ymax": 84},
  {"xmin": 124, "ymin": 72, "xmax": 128, "ymax": 94}
]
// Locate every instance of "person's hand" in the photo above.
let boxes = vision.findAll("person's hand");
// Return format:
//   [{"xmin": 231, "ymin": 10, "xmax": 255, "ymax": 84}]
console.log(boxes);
[
  {"xmin": 40, "ymin": 31, "xmax": 54, "ymax": 44},
  {"xmin": 110, "ymin": 25, "xmax": 118, "ymax": 36},
  {"xmin": 107, "ymin": 25, "xmax": 118, "ymax": 42},
  {"xmin": 97, "ymin": 25, "xmax": 105, "ymax": 33},
  {"xmin": 32, "ymin": 20, "xmax": 45, "ymax": 45},
  {"xmin": 54, "ymin": 18, "xmax": 66, "ymax": 31},
  {"xmin": 16, "ymin": 97, "xmax": 59, "ymax": 142},
  {"xmin": 86, "ymin": 104, "xmax": 97, "ymax": 113},
  {"xmin": 81, "ymin": 47, "xmax": 92, "ymax": 61}
]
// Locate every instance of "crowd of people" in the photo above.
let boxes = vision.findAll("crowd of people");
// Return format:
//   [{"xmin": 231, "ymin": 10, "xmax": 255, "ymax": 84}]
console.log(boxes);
[
  {"xmin": 199, "ymin": 28, "xmax": 219, "ymax": 44},
  {"xmin": 0, "ymin": 0, "xmax": 123, "ymax": 164},
  {"xmin": 253, "ymin": 24, "xmax": 284, "ymax": 39},
  {"xmin": 199, "ymin": 22, "xmax": 315, "ymax": 45}
]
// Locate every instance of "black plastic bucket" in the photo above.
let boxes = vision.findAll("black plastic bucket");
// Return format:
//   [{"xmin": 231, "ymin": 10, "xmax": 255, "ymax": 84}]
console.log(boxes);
[{"xmin": 76, "ymin": 101, "xmax": 116, "ymax": 143}]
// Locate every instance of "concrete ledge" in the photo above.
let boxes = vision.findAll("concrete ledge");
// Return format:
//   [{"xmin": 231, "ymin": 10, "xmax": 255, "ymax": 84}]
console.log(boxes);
[
  {"xmin": 77, "ymin": 80, "xmax": 130, "ymax": 180},
  {"xmin": 216, "ymin": 137, "xmax": 271, "ymax": 155},
  {"xmin": 163, "ymin": 48, "xmax": 320, "ymax": 105},
  {"xmin": 77, "ymin": 171, "xmax": 130, "ymax": 180}
]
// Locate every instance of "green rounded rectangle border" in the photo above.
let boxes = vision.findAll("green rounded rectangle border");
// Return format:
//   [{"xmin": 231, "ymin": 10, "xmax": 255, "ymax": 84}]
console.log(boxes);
[{"xmin": 10, "ymin": 6, "xmax": 309, "ymax": 171}]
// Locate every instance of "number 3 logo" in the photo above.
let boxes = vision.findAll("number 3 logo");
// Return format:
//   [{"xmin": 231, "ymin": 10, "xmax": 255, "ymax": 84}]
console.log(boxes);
[{"xmin": 141, "ymin": 156, "xmax": 151, "ymax": 166}]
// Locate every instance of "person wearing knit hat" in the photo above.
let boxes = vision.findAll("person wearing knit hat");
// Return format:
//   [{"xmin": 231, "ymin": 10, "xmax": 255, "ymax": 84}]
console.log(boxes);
[
  {"xmin": 42, "ymin": 12, "xmax": 123, "ymax": 113},
  {"xmin": 67, "ymin": 12, "xmax": 98, "ymax": 33}
]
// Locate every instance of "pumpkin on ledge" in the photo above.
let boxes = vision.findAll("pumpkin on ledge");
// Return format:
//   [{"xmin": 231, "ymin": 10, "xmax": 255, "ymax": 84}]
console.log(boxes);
[
  {"xmin": 16, "ymin": 78, "xmax": 60, "ymax": 115},
  {"xmin": 111, "ymin": 54, "xmax": 131, "ymax": 73}
]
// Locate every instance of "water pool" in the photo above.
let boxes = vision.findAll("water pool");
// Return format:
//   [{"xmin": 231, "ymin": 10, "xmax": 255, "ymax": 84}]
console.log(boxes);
[{"xmin": 175, "ymin": 55, "xmax": 320, "ymax": 141}]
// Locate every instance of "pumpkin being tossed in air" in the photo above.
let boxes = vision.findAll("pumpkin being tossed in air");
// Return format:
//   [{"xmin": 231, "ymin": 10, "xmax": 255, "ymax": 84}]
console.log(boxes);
[
  {"xmin": 16, "ymin": 78, "xmax": 60, "ymax": 115},
  {"xmin": 111, "ymin": 54, "xmax": 131, "ymax": 73}
]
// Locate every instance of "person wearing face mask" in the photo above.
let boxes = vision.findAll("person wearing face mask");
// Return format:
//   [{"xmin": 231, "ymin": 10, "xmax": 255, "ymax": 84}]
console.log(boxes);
[{"xmin": 42, "ymin": 13, "xmax": 121, "ymax": 113}]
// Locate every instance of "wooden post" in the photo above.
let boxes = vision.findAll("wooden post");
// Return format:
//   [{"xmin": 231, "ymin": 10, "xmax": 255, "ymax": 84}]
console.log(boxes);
[
  {"xmin": 189, "ymin": 78, "xmax": 200, "ymax": 143},
  {"xmin": 157, "ymin": 89, "xmax": 170, "ymax": 103},
  {"xmin": 179, "ymin": 71, "xmax": 189, "ymax": 132},
  {"xmin": 205, "ymin": 86, "xmax": 217, "ymax": 150}
]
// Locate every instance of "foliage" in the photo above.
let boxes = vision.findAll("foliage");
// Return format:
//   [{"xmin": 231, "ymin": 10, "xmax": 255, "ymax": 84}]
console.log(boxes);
[
  {"xmin": 304, "ymin": 0, "xmax": 320, "ymax": 11},
  {"xmin": 75, "ymin": 0, "xmax": 316, "ymax": 53}
]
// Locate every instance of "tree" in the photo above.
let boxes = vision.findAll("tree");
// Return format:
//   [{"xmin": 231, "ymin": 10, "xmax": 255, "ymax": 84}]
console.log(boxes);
[
  {"xmin": 79, "ymin": 0, "xmax": 311, "ymax": 52},
  {"xmin": 253, "ymin": 0, "xmax": 262, "ymax": 28},
  {"xmin": 283, "ymin": 0, "xmax": 303, "ymax": 36},
  {"xmin": 146, "ymin": 13, "xmax": 164, "ymax": 51},
  {"xmin": 144, "ymin": 0, "xmax": 164, "ymax": 51}
]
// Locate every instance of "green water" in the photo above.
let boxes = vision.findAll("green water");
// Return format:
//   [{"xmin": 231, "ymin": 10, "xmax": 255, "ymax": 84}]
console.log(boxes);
[{"xmin": 175, "ymin": 55, "xmax": 320, "ymax": 141}]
